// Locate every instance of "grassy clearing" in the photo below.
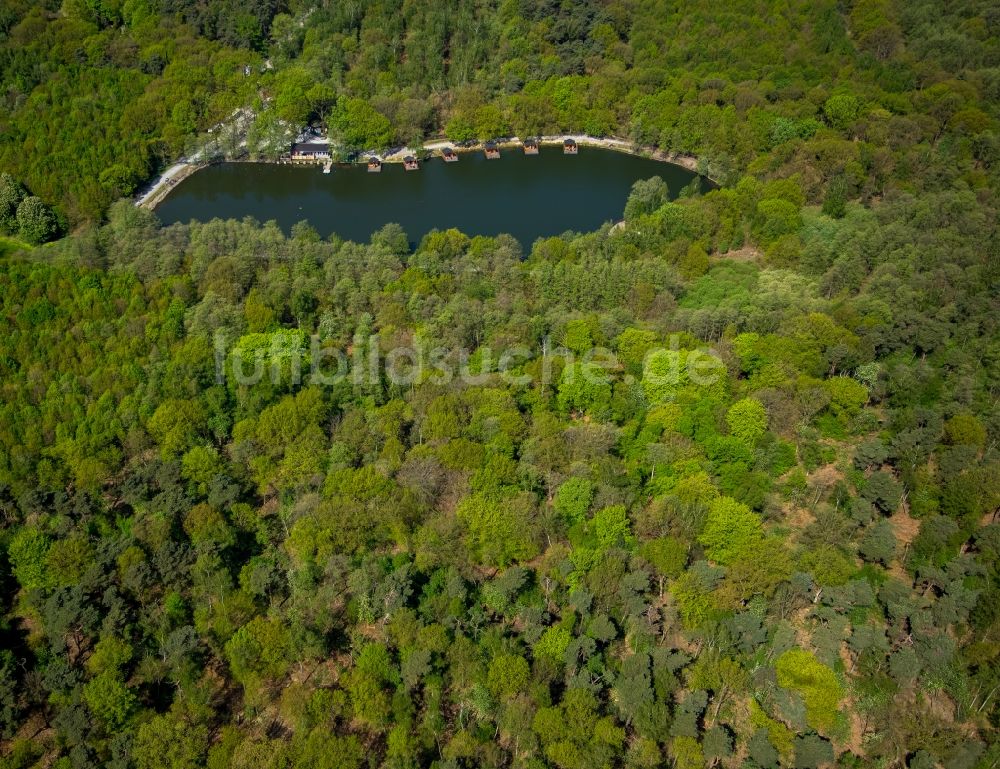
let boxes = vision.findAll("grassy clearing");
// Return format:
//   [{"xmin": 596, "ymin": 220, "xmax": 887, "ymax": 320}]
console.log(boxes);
[{"xmin": 0, "ymin": 235, "xmax": 33, "ymax": 257}]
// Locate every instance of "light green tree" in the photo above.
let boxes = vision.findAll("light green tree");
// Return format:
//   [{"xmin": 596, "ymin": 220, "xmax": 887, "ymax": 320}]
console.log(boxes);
[
  {"xmin": 83, "ymin": 671, "xmax": 136, "ymax": 729},
  {"xmin": 775, "ymin": 648, "xmax": 843, "ymax": 735},
  {"xmin": 944, "ymin": 414, "xmax": 986, "ymax": 447},
  {"xmin": 726, "ymin": 398, "xmax": 768, "ymax": 445},
  {"xmin": 563, "ymin": 319, "xmax": 593, "ymax": 353},
  {"xmin": 457, "ymin": 492, "xmax": 540, "ymax": 567},
  {"xmin": 553, "ymin": 477, "xmax": 594, "ymax": 526},
  {"xmin": 670, "ymin": 735, "xmax": 704, "ymax": 769},
  {"xmin": 754, "ymin": 198, "xmax": 802, "ymax": 245},
  {"xmin": 557, "ymin": 362, "xmax": 612, "ymax": 416},
  {"xmin": 132, "ymin": 711, "xmax": 209, "ymax": 769},
  {"xmin": 534, "ymin": 626, "xmax": 572, "ymax": 663},
  {"xmin": 332, "ymin": 97, "xmax": 394, "ymax": 149},
  {"xmin": 825, "ymin": 376, "xmax": 869, "ymax": 415},
  {"xmin": 698, "ymin": 497, "xmax": 764, "ymax": 564},
  {"xmin": 7, "ymin": 529, "xmax": 51, "ymax": 590},
  {"xmin": 641, "ymin": 349, "xmax": 688, "ymax": 403},
  {"xmin": 487, "ymin": 653, "xmax": 530, "ymax": 697},
  {"xmin": 824, "ymin": 93, "xmax": 860, "ymax": 130}
]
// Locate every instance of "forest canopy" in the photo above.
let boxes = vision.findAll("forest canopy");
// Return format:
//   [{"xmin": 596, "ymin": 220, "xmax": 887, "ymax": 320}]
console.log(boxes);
[{"xmin": 0, "ymin": 1, "xmax": 999, "ymax": 769}]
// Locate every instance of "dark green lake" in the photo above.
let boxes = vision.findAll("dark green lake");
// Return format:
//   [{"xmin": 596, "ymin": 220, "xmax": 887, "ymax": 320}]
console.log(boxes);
[{"xmin": 154, "ymin": 147, "xmax": 705, "ymax": 245}]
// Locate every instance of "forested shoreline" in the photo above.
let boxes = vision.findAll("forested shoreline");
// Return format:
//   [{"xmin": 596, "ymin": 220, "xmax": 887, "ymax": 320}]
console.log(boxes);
[
  {"xmin": 2, "ymin": 0, "xmax": 997, "ymax": 227},
  {"xmin": 1, "ymin": 1, "xmax": 999, "ymax": 769},
  {"xmin": 135, "ymin": 135, "xmax": 708, "ymax": 215}
]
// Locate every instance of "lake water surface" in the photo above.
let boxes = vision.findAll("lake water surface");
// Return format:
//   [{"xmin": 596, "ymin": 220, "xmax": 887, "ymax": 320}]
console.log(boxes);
[{"xmin": 155, "ymin": 148, "xmax": 705, "ymax": 245}]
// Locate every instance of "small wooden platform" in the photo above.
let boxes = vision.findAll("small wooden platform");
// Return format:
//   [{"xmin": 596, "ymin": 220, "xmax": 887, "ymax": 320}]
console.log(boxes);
[
  {"xmin": 442, "ymin": 148, "xmax": 459, "ymax": 162},
  {"xmin": 484, "ymin": 142, "xmax": 500, "ymax": 159},
  {"xmin": 563, "ymin": 139, "xmax": 578, "ymax": 154},
  {"xmin": 367, "ymin": 158, "xmax": 382, "ymax": 173},
  {"xmin": 403, "ymin": 156, "xmax": 419, "ymax": 171}
]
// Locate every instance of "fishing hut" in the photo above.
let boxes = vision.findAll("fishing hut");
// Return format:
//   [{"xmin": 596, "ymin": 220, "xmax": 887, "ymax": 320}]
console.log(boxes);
[{"xmin": 290, "ymin": 141, "xmax": 331, "ymax": 162}]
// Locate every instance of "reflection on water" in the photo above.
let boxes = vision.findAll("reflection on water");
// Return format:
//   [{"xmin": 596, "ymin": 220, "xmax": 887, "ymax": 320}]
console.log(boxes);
[{"xmin": 155, "ymin": 148, "xmax": 705, "ymax": 246}]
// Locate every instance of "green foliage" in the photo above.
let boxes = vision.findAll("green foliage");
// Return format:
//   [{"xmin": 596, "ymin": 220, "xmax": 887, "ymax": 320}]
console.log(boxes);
[
  {"xmin": 15, "ymin": 197, "xmax": 57, "ymax": 244},
  {"xmin": 825, "ymin": 377, "xmax": 868, "ymax": 416},
  {"xmin": 626, "ymin": 736, "xmax": 662, "ymax": 767},
  {"xmin": 642, "ymin": 349, "xmax": 687, "ymax": 403},
  {"xmin": 225, "ymin": 616, "xmax": 293, "ymax": 685},
  {"xmin": 132, "ymin": 711, "xmax": 209, "ymax": 769},
  {"xmin": 557, "ymin": 362, "xmax": 612, "ymax": 416},
  {"xmin": 640, "ymin": 342, "xmax": 727, "ymax": 405},
  {"xmin": 1, "ymin": 16, "xmax": 260, "ymax": 222},
  {"xmin": 487, "ymin": 653, "xmax": 530, "ymax": 697},
  {"xmin": 749, "ymin": 728, "xmax": 781, "ymax": 768},
  {"xmin": 457, "ymin": 493, "xmax": 540, "ymax": 567},
  {"xmin": 718, "ymin": 536, "xmax": 793, "ymax": 604},
  {"xmin": 750, "ymin": 699, "xmax": 795, "ymax": 764},
  {"xmin": 698, "ymin": 497, "xmax": 764, "ymax": 564},
  {"xmin": 234, "ymin": 386, "xmax": 327, "ymax": 492},
  {"xmin": 671, "ymin": 566, "xmax": 720, "ymax": 630},
  {"xmin": 83, "ymin": 671, "xmax": 136, "ymax": 729},
  {"xmin": 775, "ymin": 649, "xmax": 843, "ymax": 735},
  {"xmin": 860, "ymin": 470, "xmax": 902, "ymax": 514},
  {"xmin": 0, "ymin": 174, "xmax": 26, "ymax": 233},
  {"xmin": 7, "ymin": 528, "xmax": 50, "ymax": 591},
  {"xmin": 148, "ymin": 398, "xmax": 207, "ymax": 458},
  {"xmin": 754, "ymin": 199, "xmax": 802, "ymax": 245},
  {"xmin": 822, "ymin": 176, "xmax": 849, "ymax": 219},
  {"xmin": 703, "ymin": 725, "xmax": 733, "ymax": 762},
  {"xmin": 181, "ymin": 445, "xmax": 224, "ymax": 492},
  {"xmin": 624, "ymin": 177, "xmax": 669, "ymax": 220},
  {"xmin": 799, "ymin": 546, "xmax": 856, "ymax": 587},
  {"xmin": 638, "ymin": 536, "xmax": 688, "ymax": 578},
  {"xmin": 616, "ymin": 328, "xmax": 657, "ymax": 375},
  {"xmin": 0, "ymin": 2, "xmax": 998, "ymax": 764},
  {"xmin": 859, "ymin": 520, "xmax": 896, "ymax": 565},
  {"xmin": 86, "ymin": 636, "xmax": 133, "ymax": 676},
  {"xmin": 330, "ymin": 98, "xmax": 394, "ymax": 149},
  {"xmin": 589, "ymin": 505, "xmax": 635, "ymax": 550},
  {"xmin": 533, "ymin": 688, "xmax": 625, "ymax": 767},
  {"xmin": 534, "ymin": 626, "xmax": 572, "ymax": 663},
  {"xmin": 562, "ymin": 319, "xmax": 593, "ymax": 353},
  {"xmin": 944, "ymin": 414, "xmax": 986, "ymax": 447},
  {"xmin": 670, "ymin": 735, "xmax": 704, "ymax": 769},
  {"xmin": 553, "ymin": 477, "xmax": 594, "ymax": 526},
  {"xmin": 824, "ymin": 94, "xmax": 861, "ymax": 130},
  {"xmin": 726, "ymin": 398, "xmax": 768, "ymax": 445},
  {"xmin": 794, "ymin": 733, "xmax": 835, "ymax": 769}
]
